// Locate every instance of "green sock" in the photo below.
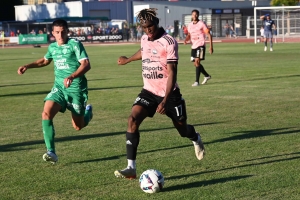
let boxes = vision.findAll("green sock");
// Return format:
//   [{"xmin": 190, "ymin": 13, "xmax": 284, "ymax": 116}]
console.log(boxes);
[
  {"xmin": 84, "ymin": 109, "xmax": 92, "ymax": 127},
  {"xmin": 42, "ymin": 120, "xmax": 55, "ymax": 153}
]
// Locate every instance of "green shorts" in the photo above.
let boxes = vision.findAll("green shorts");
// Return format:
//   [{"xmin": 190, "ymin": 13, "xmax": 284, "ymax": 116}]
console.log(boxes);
[{"xmin": 44, "ymin": 86, "xmax": 88, "ymax": 116}]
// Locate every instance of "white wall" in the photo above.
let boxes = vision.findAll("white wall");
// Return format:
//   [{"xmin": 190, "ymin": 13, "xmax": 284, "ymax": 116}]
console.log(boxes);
[{"xmin": 15, "ymin": 2, "xmax": 83, "ymax": 21}]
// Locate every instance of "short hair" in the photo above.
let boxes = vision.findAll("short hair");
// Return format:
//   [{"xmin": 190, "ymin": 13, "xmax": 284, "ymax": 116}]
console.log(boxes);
[
  {"xmin": 191, "ymin": 9, "xmax": 199, "ymax": 16},
  {"xmin": 136, "ymin": 8, "xmax": 159, "ymax": 25},
  {"xmin": 52, "ymin": 19, "xmax": 68, "ymax": 30}
]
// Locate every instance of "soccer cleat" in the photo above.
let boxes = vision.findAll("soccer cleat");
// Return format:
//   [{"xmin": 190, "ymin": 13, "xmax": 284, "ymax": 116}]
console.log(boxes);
[
  {"xmin": 193, "ymin": 133, "xmax": 205, "ymax": 160},
  {"xmin": 86, "ymin": 104, "xmax": 93, "ymax": 120},
  {"xmin": 190, "ymin": 57, "xmax": 195, "ymax": 62},
  {"xmin": 201, "ymin": 76, "xmax": 211, "ymax": 85},
  {"xmin": 192, "ymin": 82, "xmax": 199, "ymax": 87},
  {"xmin": 114, "ymin": 167, "xmax": 137, "ymax": 179},
  {"xmin": 264, "ymin": 46, "xmax": 267, "ymax": 51},
  {"xmin": 43, "ymin": 151, "xmax": 58, "ymax": 164},
  {"xmin": 270, "ymin": 48, "xmax": 273, "ymax": 51}
]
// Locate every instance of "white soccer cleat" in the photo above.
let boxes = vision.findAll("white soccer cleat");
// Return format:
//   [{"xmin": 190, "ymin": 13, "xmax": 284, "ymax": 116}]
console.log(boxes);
[
  {"xmin": 43, "ymin": 151, "xmax": 58, "ymax": 164},
  {"xmin": 264, "ymin": 46, "xmax": 267, "ymax": 51},
  {"xmin": 193, "ymin": 133, "xmax": 205, "ymax": 160},
  {"xmin": 270, "ymin": 48, "xmax": 273, "ymax": 51},
  {"xmin": 114, "ymin": 167, "xmax": 137, "ymax": 179},
  {"xmin": 192, "ymin": 82, "xmax": 199, "ymax": 87},
  {"xmin": 201, "ymin": 76, "xmax": 211, "ymax": 85},
  {"xmin": 190, "ymin": 57, "xmax": 195, "ymax": 62}
]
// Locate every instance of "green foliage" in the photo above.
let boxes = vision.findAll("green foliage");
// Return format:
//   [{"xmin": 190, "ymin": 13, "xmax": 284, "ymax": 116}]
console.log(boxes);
[
  {"xmin": 270, "ymin": 0, "xmax": 298, "ymax": 6},
  {"xmin": 0, "ymin": 43, "xmax": 299, "ymax": 199}
]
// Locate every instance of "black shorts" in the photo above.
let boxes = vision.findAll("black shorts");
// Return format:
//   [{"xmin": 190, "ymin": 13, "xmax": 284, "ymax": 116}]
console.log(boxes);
[
  {"xmin": 133, "ymin": 88, "xmax": 187, "ymax": 122},
  {"xmin": 191, "ymin": 46, "xmax": 206, "ymax": 60}
]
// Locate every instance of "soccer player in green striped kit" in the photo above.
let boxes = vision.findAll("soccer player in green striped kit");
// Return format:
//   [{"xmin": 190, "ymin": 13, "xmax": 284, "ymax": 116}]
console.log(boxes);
[{"xmin": 17, "ymin": 19, "xmax": 93, "ymax": 164}]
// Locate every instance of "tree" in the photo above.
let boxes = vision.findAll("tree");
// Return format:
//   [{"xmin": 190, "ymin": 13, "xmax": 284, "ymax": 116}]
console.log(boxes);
[
  {"xmin": 270, "ymin": 0, "xmax": 298, "ymax": 36},
  {"xmin": 0, "ymin": 0, "xmax": 23, "ymax": 21},
  {"xmin": 270, "ymin": 0, "xmax": 298, "ymax": 6}
]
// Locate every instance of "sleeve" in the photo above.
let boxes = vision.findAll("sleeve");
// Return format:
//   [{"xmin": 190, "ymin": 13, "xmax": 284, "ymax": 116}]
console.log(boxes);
[
  {"xmin": 166, "ymin": 39, "xmax": 178, "ymax": 64},
  {"xmin": 44, "ymin": 45, "xmax": 52, "ymax": 60},
  {"xmin": 202, "ymin": 22, "xmax": 209, "ymax": 34},
  {"xmin": 73, "ymin": 40, "xmax": 89, "ymax": 62}
]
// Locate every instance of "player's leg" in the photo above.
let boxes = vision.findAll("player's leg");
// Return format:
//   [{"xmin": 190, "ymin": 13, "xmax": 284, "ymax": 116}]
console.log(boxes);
[
  {"xmin": 114, "ymin": 105, "xmax": 148, "ymax": 179},
  {"xmin": 42, "ymin": 87, "xmax": 67, "ymax": 164},
  {"xmin": 42, "ymin": 100, "xmax": 61, "ymax": 164},
  {"xmin": 269, "ymin": 33, "xmax": 273, "ymax": 51},
  {"xmin": 173, "ymin": 120, "xmax": 205, "ymax": 160},
  {"xmin": 166, "ymin": 90, "xmax": 205, "ymax": 160},
  {"xmin": 115, "ymin": 90, "xmax": 156, "ymax": 179},
  {"xmin": 264, "ymin": 33, "xmax": 268, "ymax": 51},
  {"xmin": 197, "ymin": 46, "xmax": 211, "ymax": 85},
  {"xmin": 192, "ymin": 48, "xmax": 200, "ymax": 86},
  {"xmin": 68, "ymin": 92, "xmax": 92, "ymax": 130}
]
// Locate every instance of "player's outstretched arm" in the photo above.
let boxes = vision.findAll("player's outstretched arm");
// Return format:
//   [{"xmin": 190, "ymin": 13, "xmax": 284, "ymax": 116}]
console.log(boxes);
[
  {"xmin": 17, "ymin": 58, "xmax": 52, "ymax": 75},
  {"xmin": 117, "ymin": 48, "xmax": 142, "ymax": 65},
  {"xmin": 260, "ymin": 15, "xmax": 266, "ymax": 20},
  {"xmin": 184, "ymin": 33, "xmax": 190, "ymax": 45},
  {"xmin": 64, "ymin": 59, "xmax": 91, "ymax": 88}
]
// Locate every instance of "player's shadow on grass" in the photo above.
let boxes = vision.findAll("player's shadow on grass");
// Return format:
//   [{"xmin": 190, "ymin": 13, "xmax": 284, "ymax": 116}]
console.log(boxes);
[
  {"xmin": 0, "ymin": 122, "xmax": 220, "ymax": 152},
  {"xmin": 163, "ymin": 175, "xmax": 253, "ymax": 192},
  {"xmin": 167, "ymin": 152, "xmax": 300, "ymax": 181},
  {"xmin": 221, "ymin": 74, "xmax": 300, "ymax": 84},
  {"xmin": 206, "ymin": 127, "xmax": 300, "ymax": 145},
  {"xmin": 0, "ymin": 78, "xmax": 108, "ymax": 88},
  {"xmin": 0, "ymin": 82, "xmax": 53, "ymax": 88},
  {"xmin": 0, "ymin": 85, "xmax": 140, "ymax": 97}
]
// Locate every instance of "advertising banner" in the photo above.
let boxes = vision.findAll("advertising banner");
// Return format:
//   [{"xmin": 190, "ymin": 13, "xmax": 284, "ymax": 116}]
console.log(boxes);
[
  {"xmin": 49, "ymin": 34, "xmax": 123, "ymax": 43},
  {"xmin": 19, "ymin": 34, "xmax": 48, "ymax": 44}
]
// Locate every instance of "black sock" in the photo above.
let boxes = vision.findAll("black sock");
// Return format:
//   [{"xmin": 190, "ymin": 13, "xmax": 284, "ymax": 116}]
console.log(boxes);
[
  {"xmin": 126, "ymin": 132, "xmax": 140, "ymax": 160},
  {"xmin": 186, "ymin": 125, "xmax": 198, "ymax": 141},
  {"xmin": 264, "ymin": 41, "xmax": 267, "ymax": 47},
  {"xmin": 196, "ymin": 67, "xmax": 201, "ymax": 82},
  {"xmin": 199, "ymin": 64, "xmax": 209, "ymax": 77}
]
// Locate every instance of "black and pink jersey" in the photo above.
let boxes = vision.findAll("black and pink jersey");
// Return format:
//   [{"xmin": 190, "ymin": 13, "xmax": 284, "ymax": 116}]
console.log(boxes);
[{"xmin": 141, "ymin": 31, "xmax": 179, "ymax": 97}]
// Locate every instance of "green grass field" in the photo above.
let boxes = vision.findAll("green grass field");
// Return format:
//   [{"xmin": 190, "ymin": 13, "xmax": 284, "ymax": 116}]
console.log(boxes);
[{"xmin": 0, "ymin": 42, "xmax": 299, "ymax": 200}]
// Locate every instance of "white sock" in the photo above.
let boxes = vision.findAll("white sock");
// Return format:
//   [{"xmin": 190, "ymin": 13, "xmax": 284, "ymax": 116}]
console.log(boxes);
[{"xmin": 127, "ymin": 159, "xmax": 136, "ymax": 169}]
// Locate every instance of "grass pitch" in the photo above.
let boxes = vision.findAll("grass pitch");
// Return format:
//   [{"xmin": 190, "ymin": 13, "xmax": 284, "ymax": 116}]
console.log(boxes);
[{"xmin": 0, "ymin": 42, "xmax": 299, "ymax": 200}]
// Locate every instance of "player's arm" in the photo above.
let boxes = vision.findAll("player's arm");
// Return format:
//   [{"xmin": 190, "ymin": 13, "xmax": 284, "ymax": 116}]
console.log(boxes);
[
  {"xmin": 184, "ymin": 32, "xmax": 190, "ymax": 45},
  {"xmin": 260, "ymin": 15, "xmax": 266, "ymax": 20},
  {"xmin": 17, "ymin": 57, "xmax": 52, "ymax": 75},
  {"xmin": 156, "ymin": 62, "xmax": 177, "ymax": 115},
  {"xmin": 64, "ymin": 59, "xmax": 91, "ymax": 88},
  {"xmin": 118, "ymin": 48, "xmax": 142, "ymax": 65},
  {"xmin": 205, "ymin": 29, "xmax": 213, "ymax": 54}
]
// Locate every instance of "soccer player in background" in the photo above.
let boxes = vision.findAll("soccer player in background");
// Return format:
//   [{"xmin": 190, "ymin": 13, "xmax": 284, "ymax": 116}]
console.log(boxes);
[
  {"xmin": 114, "ymin": 8, "xmax": 205, "ymax": 179},
  {"xmin": 184, "ymin": 9, "xmax": 213, "ymax": 86},
  {"xmin": 17, "ymin": 19, "xmax": 93, "ymax": 164},
  {"xmin": 260, "ymin": 14, "xmax": 276, "ymax": 51}
]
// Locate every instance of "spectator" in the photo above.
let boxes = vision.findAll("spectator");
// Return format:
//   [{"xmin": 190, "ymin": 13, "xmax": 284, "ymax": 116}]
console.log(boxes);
[
  {"xmin": 234, "ymin": 22, "xmax": 240, "ymax": 36},
  {"xmin": 224, "ymin": 22, "xmax": 230, "ymax": 38},
  {"xmin": 10, "ymin": 30, "xmax": 15, "ymax": 37},
  {"xmin": 30, "ymin": 29, "xmax": 36, "ymax": 35},
  {"xmin": 16, "ymin": 30, "xmax": 22, "ymax": 36}
]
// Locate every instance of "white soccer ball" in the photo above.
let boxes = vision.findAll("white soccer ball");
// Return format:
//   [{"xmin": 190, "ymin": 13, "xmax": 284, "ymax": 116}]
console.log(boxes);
[
  {"xmin": 257, "ymin": 39, "xmax": 260, "ymax": 43},
  {"xmin": 139, "ymin": 169, "xmax": 164, "ymax": 193}
]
